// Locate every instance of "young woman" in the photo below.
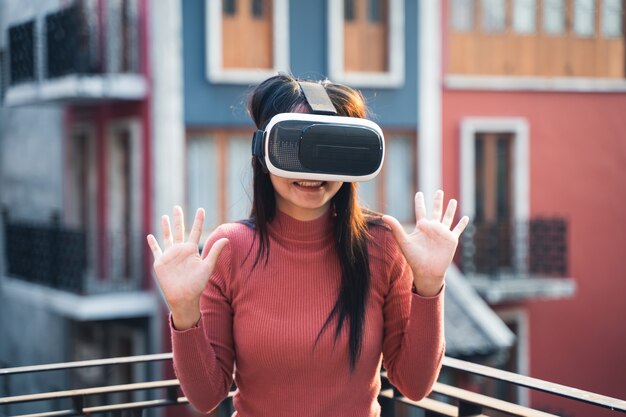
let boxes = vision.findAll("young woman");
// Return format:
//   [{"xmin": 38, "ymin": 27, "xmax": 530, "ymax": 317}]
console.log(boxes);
[{"xmin": 146, "ymin": 74, "xmax": 469, "ymax": 417}]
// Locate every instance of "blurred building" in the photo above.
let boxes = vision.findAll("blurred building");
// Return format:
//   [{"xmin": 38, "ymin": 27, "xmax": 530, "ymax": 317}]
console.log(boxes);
[
  {"xmin": 0, "ymin": 0, "xmax": 187, "ymax": 414},
  {"xmin": 440, "ymin": 0, "xmax": 626, "ymax": 416}
]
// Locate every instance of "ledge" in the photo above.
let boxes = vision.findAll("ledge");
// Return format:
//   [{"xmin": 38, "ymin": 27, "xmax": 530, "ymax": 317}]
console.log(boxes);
[
  {"xmin": 445, "ymin": 75, "xmax": 626, "ymax": 93},
  {"xmin": 0, "ymin": 275, "xmax": 159, "ymax": 321},
  {"xmin": 4, "ymin": 73, "xmax": 147, "ymax": 106},
  {"xmin": 466, "ymin": 274, "xmax": 577, "ymax": 304}
]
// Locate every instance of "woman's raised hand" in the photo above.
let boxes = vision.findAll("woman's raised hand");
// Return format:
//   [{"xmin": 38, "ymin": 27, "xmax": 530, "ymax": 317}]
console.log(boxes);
[
  {"xmin": 146, "ymin": 206, "xmax": 229, "ymax": 330},
  {"xmin": 381, "ymin": 191, "xmax": 469, "ymax": 297}
]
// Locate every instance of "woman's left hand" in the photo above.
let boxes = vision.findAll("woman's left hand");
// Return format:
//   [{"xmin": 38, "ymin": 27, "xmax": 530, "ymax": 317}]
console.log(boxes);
[{"xmin": 382, "ymin": 190, "xmax": 469, "ymax": 297}]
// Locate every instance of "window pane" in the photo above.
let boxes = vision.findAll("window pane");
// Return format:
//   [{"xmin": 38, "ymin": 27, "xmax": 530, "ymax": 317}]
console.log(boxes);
[
  {"xmin": 602, "ymin": 0, "xmax": 623, "ymax": 37},
  {"xmin": 345, "ymin": 0, "xmax": 356, "ymax": 21},
  {"xmin": 223, "ymin": 0, "xmax": 236, "ymax": 15},
  {"xmin": 368, "ymin": 0, "xmax": 382, "ymax": 22},
  {"xmin": 252, "ymin": 0, "xmax": 263, "ymax": 17},
  {"xmin": 187, "ymin": 136, "xmax": 218, "ymax": 229},
  {"xmin": 543, "ymin": 0, "xmax": 565, "ymax": 34},
  {"xmin": 358, "ymin": 178, "xmax": 379, "ymax": 212},
  {"xmin": 573, "ymin": 0, "xmax": 595, "ymax": 37},
  {"xmin": 226, "ymin": 136, "xmax": 253, "ymax": 222},
  {"xmin": 481, "ymin": 0, "xmax": 506, "ymax": 32},
  {"xmin": 513, "ymin": 0, "xmax": 536, "ymax": 33},
  {"xmin": 384, "ymin": 137, "xmax": 413, "ymax": 222},
  {"xmin": 451, "ymin": 0, "xmax": 474, "ymax": 31}
]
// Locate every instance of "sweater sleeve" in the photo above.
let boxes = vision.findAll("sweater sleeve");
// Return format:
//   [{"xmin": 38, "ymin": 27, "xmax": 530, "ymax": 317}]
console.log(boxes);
[
  {"xmin": 381, "ymin": 231, "xmax": 445, "ymax": 401},
  {"xmin": 169, "ymin": 227, "xmax": 235, "ymax": 413}
]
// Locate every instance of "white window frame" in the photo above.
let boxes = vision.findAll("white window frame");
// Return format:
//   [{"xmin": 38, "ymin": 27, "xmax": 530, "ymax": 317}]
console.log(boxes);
[
  {"xmin": 460, "ymin": 117, "xmax": 529, "ymax": 222},
  {"xmin": 206, "ymin": 0, "xmax": 290, "ymax": 84},
  {"xmin": 460, "ymin": 117, "xmax": 530, "ymax": 273},
  {"xmin": 328, "ymin": 0, "xmax": 405, "ymax": 88}
]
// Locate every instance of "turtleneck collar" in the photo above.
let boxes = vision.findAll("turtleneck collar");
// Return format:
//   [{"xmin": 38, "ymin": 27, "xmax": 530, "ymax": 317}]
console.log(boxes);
[{"xmin": 268, "ymin": 209, "xmax": 335, "ymax": 242}]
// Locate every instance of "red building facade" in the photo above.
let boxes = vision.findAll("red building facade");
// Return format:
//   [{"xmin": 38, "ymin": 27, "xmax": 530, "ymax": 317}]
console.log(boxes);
[{"xmin": 440, "ymin": 1, "xmax": 626, "ymax": 415}]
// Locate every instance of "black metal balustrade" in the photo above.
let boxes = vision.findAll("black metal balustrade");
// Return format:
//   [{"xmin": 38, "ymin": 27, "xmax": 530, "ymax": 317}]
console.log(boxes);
[
  {"xmin": 0, "ymin": 354, "xmax": 624, "ymax": 417},
  {"xmin": 8, "ymin": 20, "xmax": 36, "ymax": 85},
  {"xmin": 461, "ymin": 218, "xmax": 568, "ymax": 279},
  {"xmin": 7, "ymin": 0, "xmax": 141, "ymax": 88},
  {"xmin": 2, "ymin": 213, "xmax": 144, "ymax": 295}
]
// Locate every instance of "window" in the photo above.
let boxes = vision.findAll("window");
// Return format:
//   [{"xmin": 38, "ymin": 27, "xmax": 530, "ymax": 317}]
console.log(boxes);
[
  {"xmin": 513, "ymin": 0, "xmax": 536, "ymax": 33},
  {"xmin": 207, "ymin": 0, "xmax": 289, "ymax": 84},
  {"xmin": 358, "ymin": 134, "xmax": 416, "ymax": 223},
  {"xmin": 451, "ymin": 0, "xmax": 475, "ymax": 32},
  {"xmin": 226, "ymin": 136, "xmax": 253, "ymax": 222},
  {"xmin": 481, "ymin": 0, "xmax": 506, "ymax": 32},
  {"xmin": 328, "ymin": 0, "xmax": 404, "ymax": 87},
  {"xmin": 602, "ymin": 0, "xmax": 623, "ymax": 37},
  {"xmin": 186, "ymin": 130, "xmax": 253, "ymax": 229},
  {"xmin": 573, "ymin": 0, "xmax": 595, "ymax": 37},
  {"xmin": 187, "ymin": 136, "xmax": 219, "ymax": 228},
  {"xmin": 543, "ymin": 0, "xmax": 566, "ymax": 34}
]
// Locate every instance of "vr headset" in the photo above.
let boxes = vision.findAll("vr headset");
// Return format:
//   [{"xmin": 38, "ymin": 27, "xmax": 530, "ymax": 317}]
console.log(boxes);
[{"xmin": 251, "ymin": 81, "xmax": 385, "ymax": 182}]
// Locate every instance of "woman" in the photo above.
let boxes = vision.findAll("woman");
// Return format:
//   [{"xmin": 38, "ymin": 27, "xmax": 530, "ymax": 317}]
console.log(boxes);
[{"xmin": 146, "ymin": 74, "xmax": 469, "ymax": 417}]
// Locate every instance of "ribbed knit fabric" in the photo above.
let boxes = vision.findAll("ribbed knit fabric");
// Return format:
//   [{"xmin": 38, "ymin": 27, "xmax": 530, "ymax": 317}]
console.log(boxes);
[{"xmin": 170, "ymin": 209, "xmax": 445, "ymax": 417}]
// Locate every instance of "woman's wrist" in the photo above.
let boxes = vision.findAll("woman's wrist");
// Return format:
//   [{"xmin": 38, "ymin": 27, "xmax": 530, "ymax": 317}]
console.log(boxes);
[
  {"xmin": 171, "ymin": 303, "xmax": 201, "ymax": 330},
  {"xmin": 411, "ymin": 270, "xmax": 445, "ymax": 297}
]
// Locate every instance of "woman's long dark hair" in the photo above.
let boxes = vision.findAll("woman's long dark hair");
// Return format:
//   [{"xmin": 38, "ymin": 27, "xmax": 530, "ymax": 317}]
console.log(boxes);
[{"xmin": 248, "ymin": 74, "xmax": 372, "ymax": 370}]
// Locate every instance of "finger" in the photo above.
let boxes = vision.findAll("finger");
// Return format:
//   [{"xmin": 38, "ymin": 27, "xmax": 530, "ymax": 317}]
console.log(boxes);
[
  {"xmin": 188, "ymin": 208, "xmax": 205, "ymax": 245},
  {"xmin": 381, "ymin": 215, "xmax": 408, "ymax": 245},
  {"xmin": 202, "ymin": 238, "xmax": 230, "ymax": 273},
  {"xmin": 146, "ymin": 234, "xmax": 163, "ymax": 259},
  {"xmin": 431, "ymin": 190, "xmax": 444, "ymax": 222},
  {"xmin": 161, "ymin": 215, "xmax": 174, "ymax": 249},
  {"xmin": 173, "ymin": 205, "xmax": 185, "ymax": 244},
  {"xmin": 414, "ymin": 192, "xmax": 427, "ymax": 222},
  {"xmin": 452, "ymin": 216, "xmax": 470, "ymax": 238},
  {"xmin": 441, "ymin": 199, "xmax": 457, "ymax": 229}
]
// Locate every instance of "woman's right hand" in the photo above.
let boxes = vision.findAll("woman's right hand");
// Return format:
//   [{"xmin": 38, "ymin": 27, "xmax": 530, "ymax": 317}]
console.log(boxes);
[{"xmin": 147, "ymin": 206, "xmax": 229, "ymax": 330}]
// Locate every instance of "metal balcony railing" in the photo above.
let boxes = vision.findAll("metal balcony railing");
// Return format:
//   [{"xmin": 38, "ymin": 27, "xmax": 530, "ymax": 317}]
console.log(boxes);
[
  {"xmin": 0, "ymin": 354, "xmax": 624, "ymax": 417},
  {"xmin": 2, "ymin": 213, "xmax": 144, "ymax": 295},
  {"xmin": 460, "ymin": 218, "xmax": 568, "ymax": 279},
  {"xmin": 7, "ymin": 1, "xmax": 141, "ymax": 87}
]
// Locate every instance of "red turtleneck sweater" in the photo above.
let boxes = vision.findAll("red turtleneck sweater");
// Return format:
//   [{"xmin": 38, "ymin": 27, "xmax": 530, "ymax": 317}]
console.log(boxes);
[{"xmin": 170, "ymin": 210, "xmax": 445, "ymax": 417}]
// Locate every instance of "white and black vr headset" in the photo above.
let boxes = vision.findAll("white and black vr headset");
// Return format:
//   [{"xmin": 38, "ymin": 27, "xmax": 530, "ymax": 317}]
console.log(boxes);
[{"xmin": 251, "ymin": 81, "xmax": 385, "ymax": 182}]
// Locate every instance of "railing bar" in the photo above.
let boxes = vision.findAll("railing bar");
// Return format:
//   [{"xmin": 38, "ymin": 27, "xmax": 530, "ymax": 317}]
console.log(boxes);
[
  {"xmin": 433, "ymin": 382, "xmax": 559, "ymax": 417},
  {"xmin": 442, "ymin": 357, "xmax": 626, "ymax": 412},
  {"xmin": 9, "ymin": 394, "xmax": 234, "ymax": 417},
  {"xmin": 0, "ymin": 353, "xmax": 173, "ymax": 376},
  {"xmin": 0, "ymin": 380, "xmax": 180, "ymax": 406},
  {"xmin": 9, "ymin": 411, "xmax": 76, "ymax": 417}
]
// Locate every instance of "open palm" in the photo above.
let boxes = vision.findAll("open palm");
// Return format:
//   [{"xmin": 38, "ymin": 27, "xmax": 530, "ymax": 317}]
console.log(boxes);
[
  {"xmin": 382, "ymin": 191, "xmax": 469, "ymax": 297},
  {"xmin": 147, "ymin": 206, "xmax": 228, "ymax": 329}
]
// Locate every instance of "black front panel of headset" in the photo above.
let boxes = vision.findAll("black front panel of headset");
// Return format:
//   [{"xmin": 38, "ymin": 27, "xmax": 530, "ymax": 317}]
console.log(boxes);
[{"xmin": 268, "ymin": 120, "xmax": 383, "ymax": 176}]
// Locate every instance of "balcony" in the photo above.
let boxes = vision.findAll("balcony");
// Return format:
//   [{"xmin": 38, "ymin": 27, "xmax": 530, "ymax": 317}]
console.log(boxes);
[
  {"xmin": 4, "ymin": 1, "xmax": 146, "ymax": 106},
  {"xmin": 1, "ymin": 212, "xmax": 156, "ymax": 321},
  {"xmin": 0, "ymin": 353, "xmax": 624, "ymax": 417},
  {"xmin": 460, "ymin": 218, "xmax": 576, "ymax": 304}
]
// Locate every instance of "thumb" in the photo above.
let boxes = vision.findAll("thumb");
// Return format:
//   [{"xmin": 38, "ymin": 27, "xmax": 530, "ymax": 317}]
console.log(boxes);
[
  {"xmin": 202, "ymin": 237, "xmax": 229, "ymax": 274},
  {"xmin": 381, "ymin": 215, "xmax": 407, "ymax": 245}
]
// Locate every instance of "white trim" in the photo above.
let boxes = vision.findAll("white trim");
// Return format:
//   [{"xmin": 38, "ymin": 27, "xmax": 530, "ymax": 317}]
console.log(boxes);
[
  {"xmin": 459, "ymin": 117, "xmax": 530, "ymax": 222},
  {"xmin": 445, "ymin": 75, "xmax": 626, "ymax": 93},
  {"xmin": 206, "ymin": 0, "xmax": 290, "ymax": 84},
  {"xmin": 418, "ymin": 0, "xmax": 442, "ymax": 199},
  {"xmin": 498, "ymin": 309, "xmax": 530, "ymax": 407},
  {"xmin": 328, "ymin": 0, "xmax": 405, "ymax": 88}
]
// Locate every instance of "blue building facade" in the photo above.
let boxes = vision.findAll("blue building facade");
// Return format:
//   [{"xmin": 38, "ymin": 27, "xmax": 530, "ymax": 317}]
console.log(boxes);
[{"xmin": 181, "ymin": 0, "xmax": 421, "ymax": 227}]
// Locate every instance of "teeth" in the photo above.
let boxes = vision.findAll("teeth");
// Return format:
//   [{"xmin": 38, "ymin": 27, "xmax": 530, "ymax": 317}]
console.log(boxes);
[{"xmin": 295, "ymin": 181, "xmax": 323, "ymax": 187}]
